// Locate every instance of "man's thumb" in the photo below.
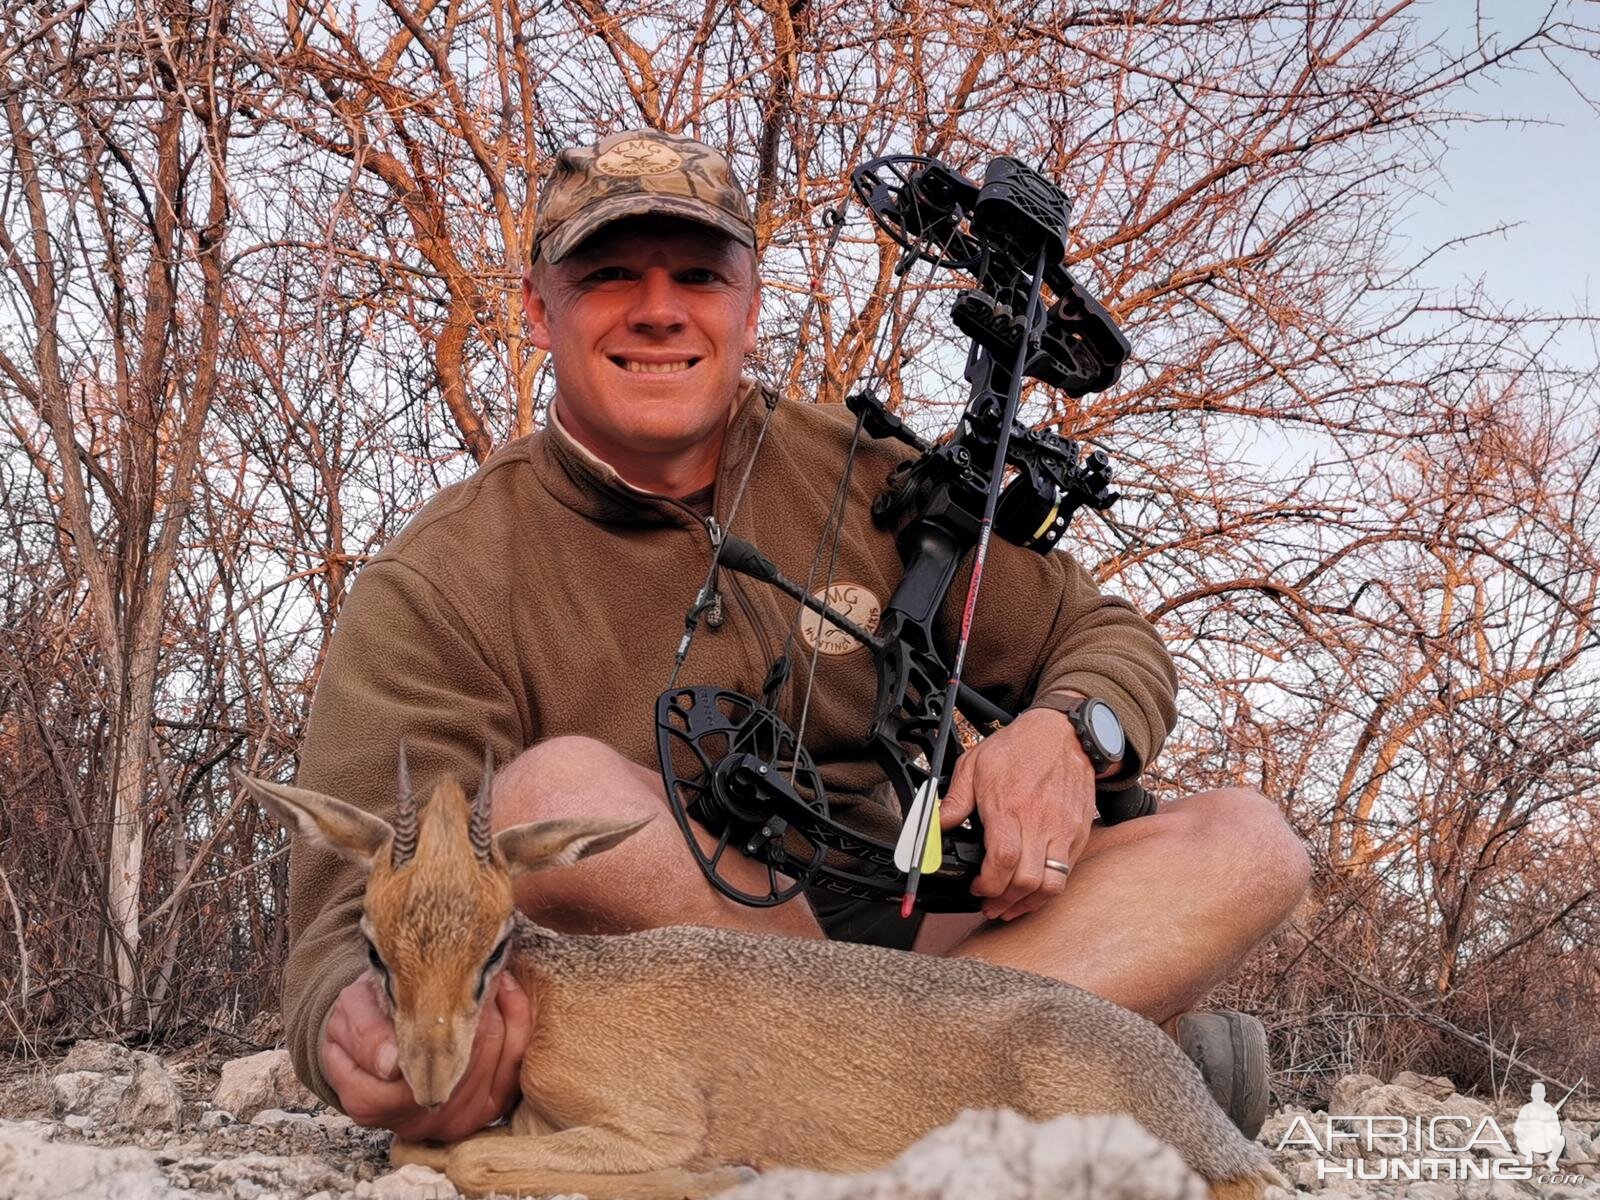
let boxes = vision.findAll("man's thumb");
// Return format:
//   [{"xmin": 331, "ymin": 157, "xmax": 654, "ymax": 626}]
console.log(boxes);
[{"xmin": 940, "ymin": 768, "xmax": 975, "ymax": 829}]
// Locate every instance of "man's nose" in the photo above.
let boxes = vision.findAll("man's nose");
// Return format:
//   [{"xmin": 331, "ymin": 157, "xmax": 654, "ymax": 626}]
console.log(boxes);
[{"xmin": 627, "ymin": 267, "xmax": 688, "ymax": 331}]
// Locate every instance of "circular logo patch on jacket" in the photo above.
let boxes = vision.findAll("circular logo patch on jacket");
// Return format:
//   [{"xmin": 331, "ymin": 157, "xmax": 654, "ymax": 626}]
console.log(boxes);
[
  {"xmin": 595, "ymin": 138, "xmax": 684, "ymax": 177},
  {"xmin": 798, "ymin": 583, "xmax": 882, "ymax": 656}
]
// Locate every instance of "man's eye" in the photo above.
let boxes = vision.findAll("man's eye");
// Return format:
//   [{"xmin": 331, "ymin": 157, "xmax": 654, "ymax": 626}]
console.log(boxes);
[
  {"xmin": 680, "ymin": 268, "xmax": 718, "ymax": 284},
  {"xmin": 586, "ymin": 266, "xmax": 631, "ymax": 282}
]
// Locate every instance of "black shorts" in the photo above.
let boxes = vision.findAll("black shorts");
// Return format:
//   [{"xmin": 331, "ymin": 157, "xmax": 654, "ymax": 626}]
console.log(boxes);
[{"xmin": 807, "ymin": 887, "xmax": 926, "ymax": 951}]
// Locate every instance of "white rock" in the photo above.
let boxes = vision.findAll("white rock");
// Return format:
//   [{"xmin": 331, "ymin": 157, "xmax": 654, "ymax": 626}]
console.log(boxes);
[
  {"xmin": 1563, "ymin": 1125, "xmax": 1598, "ymax": 1165},
  {"xmin": 717, "ymin": 1109, "xmax": 1213, "ymax": 1200},
  {"xmin": 312, "ymin": 1111, "xmax": 355, "ymax": 1134},
  {"xmin": 62, "ymin": 1115, "xmax": 92, "ymax": 1132},
  {"xmin": 1527, "ymin": 1182, "xmax": 1599, "ymax": 1200},
  {"xmin": 197, "ymin": 1108, "xmax": 234, "ymax": 1132},
  {"xmin": 0, "ymin": 1122, "xmax": 181, "ymax": 1199},
  {"xmin": 58, "ymin": 1039, "xmax": 135, "ymax": 1075},
  {"xmin": 1403, "ymin": 1177, "xmax": 1540, "ymax": 1199},
  {"xmin": 213, "ymin": 1049, "xmax": 319, "ymax": 1120},
  {"xmin": 183, "ymin": 1151, "xmax": 350, "ymax": 1195},
  {"xmin": 354, "ymin": 1163, "xmax": 461, "ymax": 1199},
  {"xmin": 1329, "ymin": 1073, "xmax": 1385, "ymax": 1113},
  {"xmin": 250, "ymin": 1107, "xmax": 315, "ymax": 1127},
  {"xmin": 1290, "ymin": 1158, "xmax": 1324, "ymax": 1189},
  {"xmin": 1348, "ymin": 1084, "xmax": 1493, "ymax": 1151},
  {"xmin": 50, "ymin": 1070, "xmax": 130, "ymax": 1122},
  {"xmin": 1389, "ymin": 1071, "xmax": 1455, "ymax": 1100},
  {"xmin": 1257, "ymin": 1108, "xmax": 1317, "ymax": 1155},
  {"xmin": 111, "ymin": 1052, "xmax": 184, "ymax": 1131}
]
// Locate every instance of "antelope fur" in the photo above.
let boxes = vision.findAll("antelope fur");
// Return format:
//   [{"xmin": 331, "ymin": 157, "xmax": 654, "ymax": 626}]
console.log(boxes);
[{"xmin": 240, "ymin": 763, "xmax": 1284, "ymax": 1200}]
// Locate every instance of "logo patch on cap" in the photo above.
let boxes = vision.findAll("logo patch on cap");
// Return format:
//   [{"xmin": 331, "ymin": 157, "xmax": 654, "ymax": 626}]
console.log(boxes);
[
  {"xmin": 595, "ymin": 138, "xmax": 684, "ymax": 177},
  {"xmin": 798, "ymin": 583, "xmax": 882, "ymax": 656}
]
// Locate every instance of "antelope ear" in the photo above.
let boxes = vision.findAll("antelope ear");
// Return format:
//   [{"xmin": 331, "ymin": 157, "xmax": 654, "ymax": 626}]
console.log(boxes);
[
  {"xmin": 494, "ymin": 815, "xmax": 653, "ymax": 875},
  {"xmin": 235, "ymin": 768, "xmax": 392, "ymax": 867}
]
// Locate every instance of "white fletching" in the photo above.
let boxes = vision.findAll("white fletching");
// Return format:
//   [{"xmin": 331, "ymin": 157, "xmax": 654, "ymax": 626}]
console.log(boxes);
[{"xmin": 895, "ymin": 778, "xmax": 941, "ymax": 874}]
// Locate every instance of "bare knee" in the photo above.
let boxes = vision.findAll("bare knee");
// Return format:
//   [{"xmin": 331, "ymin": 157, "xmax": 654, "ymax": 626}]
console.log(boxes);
[
  {"xmin": 492, "ymin": 737, "xmax": 688, "ymax": 927},
  {"xmin": 1175, "ymin": 787, "xmax": 1312, "ymax": 918},
  {"xmin": 490, "ymin": 735, "xmax": 824, "ymax": 940},
  {"xmin": 492, "ymin": 735, "xmax": 659, "ymax": 831}
]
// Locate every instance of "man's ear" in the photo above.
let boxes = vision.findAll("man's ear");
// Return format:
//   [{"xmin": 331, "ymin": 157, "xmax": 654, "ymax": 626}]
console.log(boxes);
[
  {"xmin": 494, "ymin": 815, "xmax": 653, "ymax": 876},
  {"xmin": 523, "ymin": 268, "xmax": 553, "ymax": 350},
  {"xmin": 235, "ymin": 768, "xmax": 392, "ymax": 868},
  {"xmin": 743, "ymin": 266, "xmax": 761, "ymax": 356}
]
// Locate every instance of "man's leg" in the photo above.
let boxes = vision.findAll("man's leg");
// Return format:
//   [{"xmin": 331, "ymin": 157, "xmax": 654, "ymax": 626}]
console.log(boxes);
[
  {"xmin": 491, "ymin": 736, "xmax": 825, "ymax": 941},
  {"xmin": 925, "ymin": 787, "xmax": 1311, "ymax": 1025}
]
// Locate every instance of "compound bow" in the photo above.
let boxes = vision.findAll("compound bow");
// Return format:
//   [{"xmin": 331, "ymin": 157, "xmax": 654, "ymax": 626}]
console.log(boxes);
[{"xmin": 656, "ymin": 152, "xmax": 1152, "ymax": 917}]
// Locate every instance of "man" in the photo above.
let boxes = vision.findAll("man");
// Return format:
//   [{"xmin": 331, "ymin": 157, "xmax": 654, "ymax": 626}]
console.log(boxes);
[{"xmin": 282, "ymin": 129, "xmax": 1311, "ymax": 1148}]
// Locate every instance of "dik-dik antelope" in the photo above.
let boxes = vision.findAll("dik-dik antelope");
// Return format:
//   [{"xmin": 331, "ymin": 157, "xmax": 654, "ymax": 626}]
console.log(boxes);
[{"xmin": 239, "ymin": 751, "xmax": 1284, "ymax": 1199}]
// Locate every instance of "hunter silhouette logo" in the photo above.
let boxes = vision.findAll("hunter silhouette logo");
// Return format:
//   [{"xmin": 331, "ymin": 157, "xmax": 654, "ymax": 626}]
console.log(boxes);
[
  {"xmin": 595, "ymin": 138, "xmax": 683, "ymax": 176},
  {"xmin": 1513, "ymin": 1080, "xmax": 1577, "ymax": 1169}
]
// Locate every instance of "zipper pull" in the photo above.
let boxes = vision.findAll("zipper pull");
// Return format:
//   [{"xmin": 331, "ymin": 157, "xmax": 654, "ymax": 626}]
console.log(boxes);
[{"xmin": 703, "ymin": 517, "xmax": 725, "ymax": 629}]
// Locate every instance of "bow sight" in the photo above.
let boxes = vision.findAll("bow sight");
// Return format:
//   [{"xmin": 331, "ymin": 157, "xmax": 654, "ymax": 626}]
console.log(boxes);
[{"xmin": 656, "ymin": 152, "xmax": 1152, "ymax": 914}]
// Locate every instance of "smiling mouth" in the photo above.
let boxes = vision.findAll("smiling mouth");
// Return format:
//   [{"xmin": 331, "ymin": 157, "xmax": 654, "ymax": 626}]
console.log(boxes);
[{"xmin": 610, "ymin": 356, "xmax": 701, "ymax": 375}]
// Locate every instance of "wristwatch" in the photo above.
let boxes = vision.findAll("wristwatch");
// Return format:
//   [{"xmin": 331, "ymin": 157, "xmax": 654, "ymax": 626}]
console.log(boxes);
[{"xmin": 1058, "ymin": 696, "xmax": 1127, "ymax": 779}]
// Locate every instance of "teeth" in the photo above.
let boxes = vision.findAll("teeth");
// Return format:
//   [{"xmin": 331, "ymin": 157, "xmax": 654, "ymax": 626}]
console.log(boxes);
[{"xmin": 621, "ymin": 359, "xmax": 694, "ymax": 374}]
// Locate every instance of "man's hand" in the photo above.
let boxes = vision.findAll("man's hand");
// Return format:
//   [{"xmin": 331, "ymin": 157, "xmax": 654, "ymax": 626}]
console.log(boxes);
[
  {"xmin": 319, "ymin": 969, "xmax": 530, "ymax": 1141},
  {"xmin": 939, "ymin": 706, "xmax": 1096, "ymax": 922}
]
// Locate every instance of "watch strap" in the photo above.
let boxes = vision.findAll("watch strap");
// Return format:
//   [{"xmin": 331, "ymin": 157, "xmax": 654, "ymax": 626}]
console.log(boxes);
[{"xmin": 1028, "ymin": 693, "xmax": 1151, "ymax": 824}]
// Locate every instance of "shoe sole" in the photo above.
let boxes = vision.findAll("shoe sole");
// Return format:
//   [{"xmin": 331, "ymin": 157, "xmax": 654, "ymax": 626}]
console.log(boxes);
[{"xmin": 1176, "ymin": 1011, "xmax": 1270, "ymax": 1139}]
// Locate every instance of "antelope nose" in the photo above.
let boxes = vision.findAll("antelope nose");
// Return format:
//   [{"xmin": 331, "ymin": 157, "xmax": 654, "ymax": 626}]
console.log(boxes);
[{"xmin": 405, "ymin": 1061, "xmax": 448, "ymax": 1110}]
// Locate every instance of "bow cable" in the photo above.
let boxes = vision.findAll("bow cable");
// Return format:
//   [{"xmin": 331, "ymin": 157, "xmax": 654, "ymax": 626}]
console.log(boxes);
[
  {"xmin": 666, "ymin": 198, "xmax": 853, "ymax": 692},
  {"xmin": 783, "ymin": 203, "xmax": 980, "ymax": 787}
]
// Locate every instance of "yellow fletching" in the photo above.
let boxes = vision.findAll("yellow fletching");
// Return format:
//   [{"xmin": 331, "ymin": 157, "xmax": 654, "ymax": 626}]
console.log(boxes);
[{"xmin": 919, "ymin": 796, "xmax": 942, "ymax": 874}]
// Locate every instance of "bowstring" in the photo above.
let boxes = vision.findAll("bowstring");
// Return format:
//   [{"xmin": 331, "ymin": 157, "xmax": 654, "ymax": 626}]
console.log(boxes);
[
  {"xmin": 900, "ymin": 238, "xmax": 1054, "ymax": 911},
  {"xmin": 667, "ymin": 194, "xmax": 852, "ymax": 693}
]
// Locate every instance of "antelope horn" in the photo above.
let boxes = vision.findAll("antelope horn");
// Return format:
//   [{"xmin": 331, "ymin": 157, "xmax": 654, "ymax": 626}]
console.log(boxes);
[
  {"xmin": 392, "ymin": 738, "xmax": 418, "ymax": 868},
  {"xmin": 471, "ymin": 739, "xmax": 495, "ymax": 863}
]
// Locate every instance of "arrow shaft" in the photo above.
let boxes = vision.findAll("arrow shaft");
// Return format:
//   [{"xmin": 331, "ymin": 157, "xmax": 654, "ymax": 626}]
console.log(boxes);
[{"xmin": 904, "ymin": 241, "xmax": 1051, "ymax": 907}]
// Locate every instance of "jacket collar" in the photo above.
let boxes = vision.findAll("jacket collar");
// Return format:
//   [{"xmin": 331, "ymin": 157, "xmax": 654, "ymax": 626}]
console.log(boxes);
[{"xmin": 530, "ymin": 378, "xmax": 772, "ymax": 526}]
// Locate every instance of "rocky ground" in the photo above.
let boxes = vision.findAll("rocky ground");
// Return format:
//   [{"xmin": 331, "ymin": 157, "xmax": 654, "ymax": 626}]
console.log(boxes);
[{"xmin": 0, "ymin": 1038, "xmax": 1596, "ymax": 1199}]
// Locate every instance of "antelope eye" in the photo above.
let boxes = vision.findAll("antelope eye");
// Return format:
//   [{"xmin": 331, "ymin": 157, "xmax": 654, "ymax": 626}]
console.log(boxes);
[
  {"xmin": 363, "ymin": 936, "xmax": 396, "ymax": 1006},
  {"xmin": 475, "ymin": 937, "xmax": 511, "ymax": 1002}
]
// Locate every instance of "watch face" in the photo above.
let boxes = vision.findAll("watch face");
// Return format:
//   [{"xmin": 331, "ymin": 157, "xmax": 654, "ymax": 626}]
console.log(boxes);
[{"xmin": 1088, "ymin": 701, "xmax": 1126, "ymax": 758}]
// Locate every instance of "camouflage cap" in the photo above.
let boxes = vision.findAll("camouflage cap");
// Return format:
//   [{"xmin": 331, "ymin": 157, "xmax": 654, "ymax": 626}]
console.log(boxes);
[{"xmin": 531, "ymin": 129, "xmax": 756, "ymax": 264}]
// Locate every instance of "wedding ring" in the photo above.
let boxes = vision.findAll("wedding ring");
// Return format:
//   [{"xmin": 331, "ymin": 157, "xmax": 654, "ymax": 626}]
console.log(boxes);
[{"xmin": 1044, "ymin": 858, "xmax": 1072, "ymax": 877}]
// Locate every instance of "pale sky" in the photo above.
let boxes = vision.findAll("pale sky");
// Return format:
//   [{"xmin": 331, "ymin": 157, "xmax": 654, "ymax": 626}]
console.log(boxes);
[{"xmin": 1408, "ymin": 1, "xmax": 1599, "ymax": 340}]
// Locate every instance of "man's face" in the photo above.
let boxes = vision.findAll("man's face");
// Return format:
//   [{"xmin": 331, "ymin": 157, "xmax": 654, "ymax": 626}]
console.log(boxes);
[{"xmin": 523, "ymin": 218, "xmax": 760, "ymax": 480}]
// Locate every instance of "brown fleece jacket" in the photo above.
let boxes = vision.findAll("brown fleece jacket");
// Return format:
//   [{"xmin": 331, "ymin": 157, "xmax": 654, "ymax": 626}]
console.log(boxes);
[{"xmin": 284, "ymin": 383, "xmax": 1178, "ymax": 1105}]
